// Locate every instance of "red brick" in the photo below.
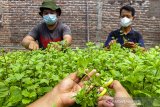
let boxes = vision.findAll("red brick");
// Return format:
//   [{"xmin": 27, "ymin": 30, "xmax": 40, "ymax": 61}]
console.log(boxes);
[{"xmin": 0, "ymin": 0, "xmax": 159, "ymax": 49}]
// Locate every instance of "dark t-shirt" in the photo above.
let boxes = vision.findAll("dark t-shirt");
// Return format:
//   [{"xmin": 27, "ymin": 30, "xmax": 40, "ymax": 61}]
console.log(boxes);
[
  {"xmin": 28, "ymin": 21, "xmax": 71, "ymax": 49},
  {"xmin": 104, "ymin": 29, "xmax": 145, "ymax": 47}
]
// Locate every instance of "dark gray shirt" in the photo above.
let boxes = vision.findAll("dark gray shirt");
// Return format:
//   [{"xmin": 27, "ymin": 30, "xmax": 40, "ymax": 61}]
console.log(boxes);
[{"xmin": 28, "ymin": 21, "xmax": 71, "ymax": 49}]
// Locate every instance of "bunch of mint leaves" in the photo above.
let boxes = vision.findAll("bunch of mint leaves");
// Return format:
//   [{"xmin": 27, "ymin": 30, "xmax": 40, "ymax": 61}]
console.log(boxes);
[{"xmin": 0, "ymin": 42, "xmax": 159, "ymax": 107}]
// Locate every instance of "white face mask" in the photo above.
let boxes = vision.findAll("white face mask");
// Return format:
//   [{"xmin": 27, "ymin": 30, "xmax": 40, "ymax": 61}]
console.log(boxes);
[{"xmin": 120, "ymin": 17, "xmax": 132, "ymax": 27}]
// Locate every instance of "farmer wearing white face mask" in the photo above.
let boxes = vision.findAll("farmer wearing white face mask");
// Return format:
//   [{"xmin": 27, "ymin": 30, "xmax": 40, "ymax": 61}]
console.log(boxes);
[
  {"xmin": 22, "ymin": 0, "xmax": 72, "ymax": 50},
  {"xmin": 104, "ymin": 5, "xmax": 145, "ymax": 50}
]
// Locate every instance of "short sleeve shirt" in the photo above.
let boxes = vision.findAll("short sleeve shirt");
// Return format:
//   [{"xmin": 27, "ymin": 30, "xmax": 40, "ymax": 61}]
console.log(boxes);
[
  {"xmin": 28, "ymin": 21, "xmax": 71, "ymax": 49},
  {"xmin": 104, "ymin": 28, "xmax": 145, "ymax": 47}
]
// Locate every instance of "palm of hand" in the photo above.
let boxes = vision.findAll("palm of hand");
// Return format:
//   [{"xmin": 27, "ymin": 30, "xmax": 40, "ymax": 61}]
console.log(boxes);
[{"xmin": 56, "ymin": 75, "xmax": 81, "ymax": 107}]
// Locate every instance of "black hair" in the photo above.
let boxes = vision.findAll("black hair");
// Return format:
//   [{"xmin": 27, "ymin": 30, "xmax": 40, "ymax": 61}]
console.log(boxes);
[{"xmin": 120, "ymin": 5, "xmax": 135, "ymax": 16}]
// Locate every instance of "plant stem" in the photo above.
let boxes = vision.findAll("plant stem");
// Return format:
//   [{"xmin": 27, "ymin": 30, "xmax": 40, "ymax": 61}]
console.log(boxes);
[
  {"xmin": 150, "ymin": 69, "xmax": 159, "ymax": 92},
  {"xmin": 2, "ymin": 50, "xmax": 8, "ymax": 79},
  {"xmin": 143, "ymin": 76, "xmax": 146, "ymax": 90}
]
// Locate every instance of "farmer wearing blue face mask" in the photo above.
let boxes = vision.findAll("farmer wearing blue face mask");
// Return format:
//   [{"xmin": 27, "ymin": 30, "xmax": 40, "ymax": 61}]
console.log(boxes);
[
  {"xmin": 104, "ymin": 5, "xmax": 145, "ymax": 50},
  {"xmin": 22, "ymin": 0, "xmax": 72, "ymax": 50}
]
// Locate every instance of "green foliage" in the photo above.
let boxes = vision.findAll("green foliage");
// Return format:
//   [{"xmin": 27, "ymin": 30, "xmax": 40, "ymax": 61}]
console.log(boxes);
[{"xmin": 0, "ymin": 43, "xmax": 160, "ymax": 107}]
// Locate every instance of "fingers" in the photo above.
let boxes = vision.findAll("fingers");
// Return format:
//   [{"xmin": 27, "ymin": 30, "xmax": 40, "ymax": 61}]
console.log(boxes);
[
  {"xmin": 69, "ymin": 69, "xmax": 95, "ymax": 84},
  {"xmin": 36, "ymin": 44, "xmax": 39, "ymax": 49},
  {"xmin": 109, "ymin": 80, "xmax": 131, "ymax": 98},
  {"xmin": 29, "ymin": 41, "xmax": 39, "ymax": 50},
  {"xmin": 69, "ymin": 69, "xmax": 97, "ymax": 87},
  {"xmin": 109, "ymin": 80, "xmax": 123, "ymax": 92},
  {"xmin": 98, "ymin": 87, "xmax": 107, "ymax": 97},
  {"xmin": 99, "ymin": 95, "xmax": 113, "ymax": 101},
  {"xmin": 127, "ymin": 42, "xmax": 134, "ymax": 45},
  {"xmin": 69, "ymin": 73, "xmax": 80, "ymax": 83},
  {"xmin": 98, "ymin": 96, "xmax": 114, "ymax": 107},
  {"xmin": 99, "ymin": 81, "xmax": 136, "ymax": 107},
  {"xmin": 99, "ymin": 87, "xmax": 104, "ymax": 93},
  {"xmin": 123, "ymin": 42, "xmax": 136, "ymax": 48},
  {"xmin": 82, "ymin": 69, "xmax": 96, "ymax": 81},
  {"xmin": 60, "ymin": 92, "xmax": 77, "ymax": 107},
  {"xmin": 79, "ymin": 69, "xmax": 97, "ymax": 87},
  {"xmin": 109, "ymin": 40, "xmax": 116, "ymax": 46},
  {"xmin": 128, "ymin": 42, "xmax": 136, "ymax": 48},
  {"xmin": 68, "ymin": 69, "xmax": 97, "ymax": 89}
]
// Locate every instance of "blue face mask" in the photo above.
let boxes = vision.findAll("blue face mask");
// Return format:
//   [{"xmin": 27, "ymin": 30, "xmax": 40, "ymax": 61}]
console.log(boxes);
[{"xmin": 43, "ymin": 14, "xmax": 57, "ymax": 25}]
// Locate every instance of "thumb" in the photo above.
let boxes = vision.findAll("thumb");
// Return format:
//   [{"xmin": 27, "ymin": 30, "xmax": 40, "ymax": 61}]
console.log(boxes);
[
  {"xmin": 109, "ymin": 80, "xmax": 131, "ymax": 98},
  {"xmin": 110, "ymin": 81, "xmax": 136, "ymax": 107},
  {"xmin": 109, "ymin": 80, "xmax": 124, "ymax": 92}
]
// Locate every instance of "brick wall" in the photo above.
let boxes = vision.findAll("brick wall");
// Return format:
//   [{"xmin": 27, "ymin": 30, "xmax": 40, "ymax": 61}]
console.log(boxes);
[{"xmin": 0, "ymin": 0, "xmax": 160, "ymax": 49}]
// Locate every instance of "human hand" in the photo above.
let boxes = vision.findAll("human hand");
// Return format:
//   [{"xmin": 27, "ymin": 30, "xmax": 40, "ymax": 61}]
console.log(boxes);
[
  {"xmin": 48, "ymin": 41, "xmax": 67, "ymax": 51},
  {"xmin": 29, "ymin": 41, "xmax": 39, "ymax": 50},
  {"xmin": 109, "ymin": 40, "xmax": 117, "ymax": 46},
  {"xmin": 111, "ymin": 80, "xmax": 136, "ymax": 107},
  {"xmin": 98, "ymin": 93, "xmax": 114, "ymax": 107},
  {"xmin": 123, "ymin": 42, "xmax": 136, "ymax": 48},
  {"xmin": 52, "ymin": 70, "xmax": 97, "ymax": 107},
  {"xmin": 98, "ymin": 80, "xmax": 136, "ymax": 107},
  {"xmin": 28, "ymin": 70, "xmax": 96, "ymax": 107}
]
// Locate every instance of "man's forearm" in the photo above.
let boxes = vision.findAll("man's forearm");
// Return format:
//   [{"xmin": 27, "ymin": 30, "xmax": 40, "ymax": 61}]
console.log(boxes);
[{"xmin": 22, "ymin": 35, "xmax": 37, "ymax": 49}]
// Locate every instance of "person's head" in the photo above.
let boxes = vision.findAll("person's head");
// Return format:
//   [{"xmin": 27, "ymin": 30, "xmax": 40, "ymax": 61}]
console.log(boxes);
[
  {"xmin": 119, "ymin": 5, "xmax": 135, "ymax": 27},
  {"xmin": 39, "ymin": 0, "xmax": 61, "ymax": 25}
]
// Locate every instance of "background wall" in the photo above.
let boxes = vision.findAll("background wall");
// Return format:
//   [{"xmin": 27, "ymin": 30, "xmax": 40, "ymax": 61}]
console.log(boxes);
[{"xmin": 0, "ymin": 0, "xmax": 160, "ymax": 49}]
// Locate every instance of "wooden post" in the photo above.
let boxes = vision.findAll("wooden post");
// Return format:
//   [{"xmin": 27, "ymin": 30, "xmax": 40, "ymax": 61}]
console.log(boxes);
[
  {"xmin": 0, "ymin": 4, "xmax": 3, "ymax": 27},
  {"xmin": 96, "ymin": 0, "xmax": 103, "ymax": 46}
]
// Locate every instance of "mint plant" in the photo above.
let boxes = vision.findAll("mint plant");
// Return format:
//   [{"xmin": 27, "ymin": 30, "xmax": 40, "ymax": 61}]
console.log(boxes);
[{"xmin": 0, "ymin": 42, "xmax": 159, "ymax": 107}]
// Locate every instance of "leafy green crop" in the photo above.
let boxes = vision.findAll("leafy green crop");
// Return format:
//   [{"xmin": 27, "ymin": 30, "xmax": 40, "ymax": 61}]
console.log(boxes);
[{"xmin": 0, "ymin": 43, "xmax": 160, "ymax": 107}]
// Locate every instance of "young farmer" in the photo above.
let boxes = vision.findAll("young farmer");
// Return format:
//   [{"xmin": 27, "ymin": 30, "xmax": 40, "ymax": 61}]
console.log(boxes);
[
  {"xmin": 22, "ymin": 0, "xmax": 72, "ymax": 50},
  {"xmin": 104, "ymin": 5, "xmax": 145, "ymax": 50}
]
